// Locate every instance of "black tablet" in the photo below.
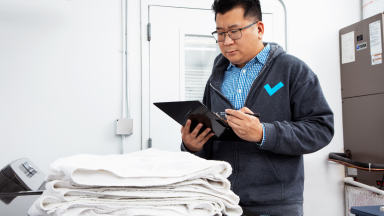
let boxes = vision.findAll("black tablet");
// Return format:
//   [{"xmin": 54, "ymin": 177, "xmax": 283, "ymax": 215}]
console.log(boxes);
[{"xmin": 153, "ymin": 101, "xmax": 243, "ymax": 141}]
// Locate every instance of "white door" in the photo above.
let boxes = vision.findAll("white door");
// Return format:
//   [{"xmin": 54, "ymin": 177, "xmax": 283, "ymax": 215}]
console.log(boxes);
[
  {"xmin": 148, "ymin": 6, "xmax": 216, "ymax": 152},
  {"xmin": 141, "ymin": 1, "xmax": 285, "ymax": 152}
]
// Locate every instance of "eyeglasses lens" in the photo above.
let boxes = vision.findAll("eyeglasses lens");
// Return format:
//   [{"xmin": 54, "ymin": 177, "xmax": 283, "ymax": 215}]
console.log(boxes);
[{"xmin": 214, "ymin": 31, "xmax": 242, "ymax": 42}]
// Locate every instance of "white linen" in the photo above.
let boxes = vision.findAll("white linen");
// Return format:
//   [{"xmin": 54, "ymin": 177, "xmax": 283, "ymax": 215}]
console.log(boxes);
[
  {"xmin": 28, "ymin": 148, "xmax": 242, "ymax": 216},
  {"xmin": 46, "ymin": 148, "xmax": 231, "ymax": 187}
]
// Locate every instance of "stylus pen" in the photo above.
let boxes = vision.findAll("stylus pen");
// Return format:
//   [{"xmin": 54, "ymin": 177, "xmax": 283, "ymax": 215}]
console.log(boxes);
[{"xmin": 225, "ymin": 112, "xmax": 260, "ymax": 118}]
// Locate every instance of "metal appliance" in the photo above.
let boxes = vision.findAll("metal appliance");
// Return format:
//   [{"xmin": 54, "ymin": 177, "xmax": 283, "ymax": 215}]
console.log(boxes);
[
  {"xmin": 339, "ymin": 12, "xmax": 384, "ymax": 187},
  {"xmin": 0, "ymin": 158, "xmax": 45, "ymax": 204}
]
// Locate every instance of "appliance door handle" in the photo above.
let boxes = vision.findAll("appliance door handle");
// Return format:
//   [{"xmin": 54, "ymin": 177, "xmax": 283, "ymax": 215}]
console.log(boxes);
[
  {"xmin": 0, "ymin": 190, "xmax": 44, "ymax": 197},
  {"xmin": 328, "ymin": 152, "xmax": 384, "ymax": 171}
]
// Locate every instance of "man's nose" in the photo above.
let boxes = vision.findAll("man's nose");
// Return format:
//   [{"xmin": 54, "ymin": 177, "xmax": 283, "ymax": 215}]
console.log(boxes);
[{"xmin": 224, "ymin": 33, "xmax": 234, "ymax": 46}]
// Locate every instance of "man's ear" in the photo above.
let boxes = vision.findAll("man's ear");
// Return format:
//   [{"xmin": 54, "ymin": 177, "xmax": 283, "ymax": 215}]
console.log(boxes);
[{"xmin": 257, "ymin": 21, "xmax": 265, "ymax": 40}]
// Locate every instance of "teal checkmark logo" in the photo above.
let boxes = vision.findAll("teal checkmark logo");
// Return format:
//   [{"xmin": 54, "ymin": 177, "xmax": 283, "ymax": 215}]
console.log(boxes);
[{"xmin": 264, "ymin": 82, "xmax": 284, "ymax": 96}]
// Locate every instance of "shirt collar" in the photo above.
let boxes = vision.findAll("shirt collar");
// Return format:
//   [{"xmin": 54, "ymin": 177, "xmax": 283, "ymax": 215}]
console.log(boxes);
[{"xmin": 226, "ymin": 43, "xmax": 270, "ymax": 70}]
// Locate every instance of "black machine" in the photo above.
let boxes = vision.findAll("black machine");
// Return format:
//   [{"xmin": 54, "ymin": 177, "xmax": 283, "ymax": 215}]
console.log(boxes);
[{"xmin": 0, "ymin": 159, "xmax": 45, "ymax": 205}]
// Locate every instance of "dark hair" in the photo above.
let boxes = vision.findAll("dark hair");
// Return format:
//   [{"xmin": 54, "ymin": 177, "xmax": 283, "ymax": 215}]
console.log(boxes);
[{"xmin": 212, "ymin": 0, "xmax": 262, "ymax": 22}]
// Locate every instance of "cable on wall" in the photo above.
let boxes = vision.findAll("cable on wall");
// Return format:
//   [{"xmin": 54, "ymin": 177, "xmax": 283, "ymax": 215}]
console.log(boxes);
[
  {"xmin": 125, "ymin": 0, "xmax": 130, "ymax": 118},
  {"xmin": 120, "ymin": 0, "xmax": 130, "ymax": 154},
  {"xmin": 328, "ymin": 152, "xmax": 384, "ymax": 171},
  {"xmin": 278, "ymin": 0, "xmax": 288, "ymax": 53}
]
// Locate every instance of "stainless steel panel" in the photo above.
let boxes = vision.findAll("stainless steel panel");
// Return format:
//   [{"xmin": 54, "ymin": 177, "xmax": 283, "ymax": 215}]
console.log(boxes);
[{"xmin": 0, "ymin": 194, "xmax": 40, "ymax": 216}]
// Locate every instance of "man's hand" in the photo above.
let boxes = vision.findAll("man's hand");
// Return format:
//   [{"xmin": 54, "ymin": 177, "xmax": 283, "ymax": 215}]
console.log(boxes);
[
  {"xmin": 225, "ymin": 107, "xmax": 263, "ymax": 142},
  {"xmin": 181, "ymin": 119, "xmax": 215, "ymax": 152}
]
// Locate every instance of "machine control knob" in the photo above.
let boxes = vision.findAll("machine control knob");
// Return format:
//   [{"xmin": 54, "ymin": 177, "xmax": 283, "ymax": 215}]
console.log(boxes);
[{"xmin": 22, "ymin": 162, "xmax": 37, "ymax": 176}]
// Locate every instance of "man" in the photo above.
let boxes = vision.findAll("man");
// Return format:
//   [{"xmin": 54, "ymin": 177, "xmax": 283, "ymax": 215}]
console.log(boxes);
[{"xmin": 180, "ymin": 0, "xmax": 334, "ymax": 215}]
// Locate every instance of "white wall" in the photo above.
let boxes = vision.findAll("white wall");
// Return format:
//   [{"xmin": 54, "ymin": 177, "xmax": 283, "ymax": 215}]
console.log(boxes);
[
  {"xmin": 0, "ymin": 0, "xmax": 361, "ymax": 215},
  {"xmin": 0, "ymin": 0, "xmax": 130, "ymax": 174}
]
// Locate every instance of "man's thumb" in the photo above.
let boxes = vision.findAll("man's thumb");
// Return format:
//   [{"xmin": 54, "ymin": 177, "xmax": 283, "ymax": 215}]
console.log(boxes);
[{"xmin": 241, "ymin": 106, "xmax": 253, "ymax": 114}]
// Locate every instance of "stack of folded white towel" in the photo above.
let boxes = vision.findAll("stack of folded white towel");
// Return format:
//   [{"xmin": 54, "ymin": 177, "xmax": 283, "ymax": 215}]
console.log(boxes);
[{"xmin": 28, "ymin": 148, "xmax": 242, "ymax": 216}]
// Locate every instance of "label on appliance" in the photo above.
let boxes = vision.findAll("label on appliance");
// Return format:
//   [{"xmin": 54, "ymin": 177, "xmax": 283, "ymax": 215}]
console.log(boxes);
[
  {"xmin": 357, "ymin": 34, "xmax": 363, "ymax": 41},
  {"xmin": 347, "ymin": 167, "xmax": 358, "ymax": 176},
  {"xmin": 356, "ymin": 42, "xmax": 367, "ymax": 51},
  {"xmin": 372, "ymin": 53, "xmax": 382, "ymax": 65},
  {"xmin": 341, "ymin": 31, "xmax": 355, "ymax": 64},
  {"xmin": 369, "ymin": 20, "xmax": 382, "ymax": 56}
]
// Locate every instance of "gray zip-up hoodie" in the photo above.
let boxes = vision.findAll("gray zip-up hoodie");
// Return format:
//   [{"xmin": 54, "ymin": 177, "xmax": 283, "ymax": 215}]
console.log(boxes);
[{"xmin": 181, "ymin": 43, "xmax": 334, "ymax": 216}]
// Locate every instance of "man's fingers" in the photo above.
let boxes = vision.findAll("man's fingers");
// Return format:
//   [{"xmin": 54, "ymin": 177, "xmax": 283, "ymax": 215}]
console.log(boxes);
[
  {"xmin": 226, "ymin": 109, "xmax": 245, "ymax": 120},
  {"xmin": 196, "ymin": 128, "xmax": 211, "ymax": 141},
  {"xmin": 182, "ymin": 118, "xmax": 216, "ymax": 152},
  {"xmin": 240, "ymin": 107, "xmax": 253, "ymax": 114},
  {"xmin": 225, "ymin": 109, "xmax": 237, "ymax": 116},
  {"xmin": 200, "ymin": 132, "xmax": 215, "ymax": 144},
  {"xmin": 228, "ymin": 120, "xmax": 246, "ymax": 136},
  {"xmin": 190, "ymin": 123, "xmax": 203, "ymax": 137},
  {"xmin": 181, "ymin": 126, "xmax": 184, "ymax": 134},
  {"xmin": 225, "ymin": 108, "xmax": 240, "ymax": 118},
  {"xmin": 227, "ymin": 118, "xmax": 241, "ymax": 129},
  {"xmin": 184, "ymin": 119, "xmax": 191, "ymax": 133},
  {"xmin": 226, "ymin": 116, "xmax": 242, "ymax": 126}
]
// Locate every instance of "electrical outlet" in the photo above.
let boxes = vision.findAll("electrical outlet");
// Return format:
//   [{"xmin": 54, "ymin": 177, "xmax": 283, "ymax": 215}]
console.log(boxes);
[{"xmin": 116, "ymin": 118, "xmax": 133, "ymax": 135}]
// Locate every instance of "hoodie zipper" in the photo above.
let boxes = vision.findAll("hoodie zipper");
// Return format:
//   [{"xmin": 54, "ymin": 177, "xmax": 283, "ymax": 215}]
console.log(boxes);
[
  {"xmin": 209, "ymin": 82, "xmax": 237, "ymax": 191},
  {"xmin": 231, "ymin": 142, "xmax": 239, "ymax": 191},
  {"xmin": 209, "ymin": 83, "xmax": 235, "ymax": 109},
  {"xmin": 210, "ymin": 58, "xmax": 271, "ymax": 110},
  {"xmin": 243, "ymin": 60, "xmax": 270, "ymax": 107}
]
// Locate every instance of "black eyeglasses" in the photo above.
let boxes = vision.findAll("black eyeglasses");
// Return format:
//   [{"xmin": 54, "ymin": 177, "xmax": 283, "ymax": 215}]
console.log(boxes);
[{"xmin": 211, "ymin": 21, "xmax": 258, "ymax": 43}]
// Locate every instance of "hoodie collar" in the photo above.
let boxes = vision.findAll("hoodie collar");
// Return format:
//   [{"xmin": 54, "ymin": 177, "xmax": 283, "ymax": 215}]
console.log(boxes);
[
  {"xmin": 226, "ymin": 43, "xmax": 271, "ymax": 71},
  {"xmin": 209, "ymin": 42, "xmax": 285, "ymax": 92}
]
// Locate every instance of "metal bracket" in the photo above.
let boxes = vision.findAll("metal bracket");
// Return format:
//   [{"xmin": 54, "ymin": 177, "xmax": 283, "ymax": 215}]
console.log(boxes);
[{"xmin": 147, "ymin": 23, "xmax": 151, "ymax": 41}]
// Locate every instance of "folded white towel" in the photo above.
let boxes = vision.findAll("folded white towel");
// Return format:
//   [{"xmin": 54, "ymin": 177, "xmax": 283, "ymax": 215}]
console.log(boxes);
[
  {"xmin": 46, "ymin": 148, "xmax": 232, "ymax": 187},
  {"xmin": 45, "ymin": 179, "xmax": 239, "ymax": 203},
  {"xmin": 28, "ymin": 149, "xmax": 243, "ymax": 216},
  {"xmin": 29, "ymin": 195, "xmax": 230, "ymax": 216},
  {"xmin": 30, "ymin": 179, "xmax": 241, "ymax": 215}
]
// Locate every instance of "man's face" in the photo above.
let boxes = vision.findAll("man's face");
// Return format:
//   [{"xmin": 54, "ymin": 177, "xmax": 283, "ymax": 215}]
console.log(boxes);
[{"xmin": 215, "ymin": 7, "xmax": 263, "ymax": 68}]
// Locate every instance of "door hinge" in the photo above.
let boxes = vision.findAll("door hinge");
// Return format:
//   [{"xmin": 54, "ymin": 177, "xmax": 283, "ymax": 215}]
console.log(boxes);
[{"xmin": 147, "ymin": 23, "xmax": 151, "ymax": 41}]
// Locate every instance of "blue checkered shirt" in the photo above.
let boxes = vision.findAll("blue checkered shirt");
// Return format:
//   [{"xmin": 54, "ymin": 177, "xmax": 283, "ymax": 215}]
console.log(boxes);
[{"xmin": 221, "ymin": 43, "xmax": 270, "ymax": 146}]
